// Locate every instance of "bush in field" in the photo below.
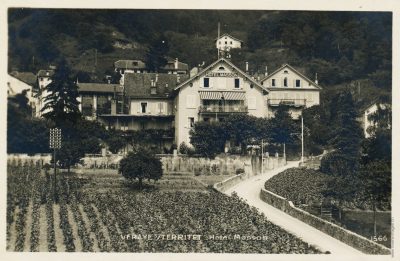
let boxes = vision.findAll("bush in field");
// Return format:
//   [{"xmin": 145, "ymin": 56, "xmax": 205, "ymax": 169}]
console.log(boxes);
[
  {"xmin": 178, "ymin": 142, "xmax": 195, "ymax": 155},
  {"xmin": 119, "ymin": 151, "xmax": 163, "ymax": 189}
]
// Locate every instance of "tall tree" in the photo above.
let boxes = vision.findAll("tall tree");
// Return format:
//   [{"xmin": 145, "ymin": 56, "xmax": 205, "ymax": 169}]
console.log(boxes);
[
  {"xmin": 145, "ymin": 35, "xmax": 169, "ymax": 72},
  {"xmin": 41, "ymin": 59, "xmax": 81, "ymax": 127},
  {"xmin": 324, "ymin": 91, "xmax": 363, "ymax": 175},
  {"xmin": 270, "ymin": 105, "xmax": 298, "ymax": 156}
]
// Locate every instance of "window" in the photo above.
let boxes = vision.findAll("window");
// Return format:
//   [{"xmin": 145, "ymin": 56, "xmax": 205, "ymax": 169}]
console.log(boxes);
[
  {"xmin": 219, "ymin": 66, "xmax": 225, "ymax": 70},
  {"xmin": 188, "ymin": 117, "xmax": 195, "ymax": 128},
  {"xmin": 284, "ymin": 70, "xmax": 288, "ymax": 74},
  {"xmin": 204, "ymin": 78, "xmax": 209, "ymax": 88},
  {"xmin": 272, "ymin": 79, "xmax": 276, "ymax": 87},
  {"xmin": 234, "ymin": 78, "xmax": 240, "ymax": 88},
  {"xmin": 141, "ymin": 102, "xmax": 147, "ymax": 113},
  {"xmin": 225, "ymin": 41, "xmax": 227, "ymax": 44},
  {"xmin": 219, "ymin": 41, "xmax": 221, "ymax": 44},
  {"xmin": 203, "ymin": 117, "xmax": 210, "ymax": 122},
  {"xmin": 40, "ymin": 77, "xmax": 43, "ymax": 82},
  {"xmin": 230, "ymin": 41, "xmax": 232, "ymax": 44},
  {"xmin": 296, "ymin": 79, "xmax": 301, "ymax": 87},
  {"xmin": 284, "ymin": 77, "xmax": 288, "ymax": 87},
  {"xmin": 158, "ymin": 102, "xmax": 164, "ymax": 113}
]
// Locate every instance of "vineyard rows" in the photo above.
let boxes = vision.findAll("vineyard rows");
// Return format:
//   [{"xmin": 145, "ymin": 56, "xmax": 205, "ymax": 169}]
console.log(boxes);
[{"xmin": 7, "ymin": 160, "xmax": 321, "ymax": 253}]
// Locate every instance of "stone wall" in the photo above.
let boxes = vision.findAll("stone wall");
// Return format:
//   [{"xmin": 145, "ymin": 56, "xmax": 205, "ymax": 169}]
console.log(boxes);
[
  {"xmin": 260, "ymin": 188, "xmax": 391, "ymax": 255},
  {"xmin": 160, "ymin": 154, "xmax": 286, "ymax": 176},
  {"xmin": 8, "ymin": 154, "xmax": 52, "ymax": 165}
]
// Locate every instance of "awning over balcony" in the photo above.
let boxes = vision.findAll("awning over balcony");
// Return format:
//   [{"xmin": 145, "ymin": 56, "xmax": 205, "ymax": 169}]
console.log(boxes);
[{"xmin": 199, "ymin": 91, "xmax": 245, "ymax": 100}]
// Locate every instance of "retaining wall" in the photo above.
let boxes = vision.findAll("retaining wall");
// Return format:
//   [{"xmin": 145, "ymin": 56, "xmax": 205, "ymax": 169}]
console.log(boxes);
[{"xmin": 260, "ymin": 188, "xmax": 391, "ymax": 255}]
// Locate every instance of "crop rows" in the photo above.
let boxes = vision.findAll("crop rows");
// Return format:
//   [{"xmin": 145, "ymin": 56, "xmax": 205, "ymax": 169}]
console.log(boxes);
[{"xmin": 7, "ymin": 162, "xmax": 321, "ymax": 253}]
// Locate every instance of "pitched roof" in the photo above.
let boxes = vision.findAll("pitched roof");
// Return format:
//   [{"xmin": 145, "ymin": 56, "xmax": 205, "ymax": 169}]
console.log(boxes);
[
  {"xmin": 114, "ymin": 60, "xmax": 147, "ymax": 70},
  {"xmin": 78, "ymin": 83, "xmax": 123, "ymax": 93},
  {"xmin": 163, "ymin": 60, "xmax": 189, "ymax": 71},
  {"xmin": 174, "ymin": 57, "xmax": 268, "ymax": 93},
  {"xmin": 37, "ymin": 69, "xmax": 55, "ymax": 78},
  {"xmin": 261, "ymin": 64, "xmax": 322, "ymax": 89},
  {"xmin": 124, "ymin": 72, "xmax": 189, "ymax": 98},
  {"xmin": 9, "ymin": 71, "xmax": 37, "ymax": 86},
  {"xmin": 215, "ymin": 33, "xmax": 243, "ymax": 43}
]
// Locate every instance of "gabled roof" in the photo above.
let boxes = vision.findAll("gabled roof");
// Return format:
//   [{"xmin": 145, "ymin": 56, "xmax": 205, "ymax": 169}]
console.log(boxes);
[
  {"xmin": 114, "ymin": 60, "xmax": 147, "ymax": 70},
  {"xmin": 125, "ymin": 73, "xmax": 189, "ymax": 98},
  {"xmin": 78, "ymin": 83, "xmax": 123, "ymax": 93},
  {"xmin": 174, "ymin": 57, "xmax": 268, "ymax": 93},
  {"xmin": 215, "ymin": 33, "xmax": 243, "ymax": 43},
  {"xmin": 163, "ymin": 60, "xmax": 189, "ymax": 71},
  {"xmin": 37, "ymin": 69, "xmax": 55, "ymax": 78},
  {"xmin": 9, "ymin": 71, "xmax": 37, "ymax": 86},
  {"xmin": 261, "ymin": 64, "xmax": 322, "ymax": 89}
]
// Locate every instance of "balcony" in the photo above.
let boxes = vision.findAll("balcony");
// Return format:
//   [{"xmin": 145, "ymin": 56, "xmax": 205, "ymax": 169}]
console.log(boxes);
[
  {"xmin": 199, "ymin": 105, "xmax": 248, "ymax": 113},
  {"xmin": 267, "ymin": 99, "xmax": 306, "ymax": 107}
]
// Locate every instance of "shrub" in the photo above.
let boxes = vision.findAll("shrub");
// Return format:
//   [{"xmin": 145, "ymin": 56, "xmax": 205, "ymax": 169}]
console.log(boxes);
[
  {"xmin": 119, "ymin": 150, "xmax": 163, "ymax": 189},
  {"xmin": 179, "ymin": 142, "xmax": 195, "ymax": 155},
  {"xmin": 320, "ymin": 151, "xmax": 358, "ymax": 176},
  {"xmin": 236, "ymin": 168, "xmax": 245, "ymax": 175}
]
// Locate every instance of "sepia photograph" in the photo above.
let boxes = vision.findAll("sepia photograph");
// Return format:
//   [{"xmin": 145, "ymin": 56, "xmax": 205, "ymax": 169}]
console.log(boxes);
[{"xmin": 2, "ymin": 0, "xmax": 398, "ymax": 259}]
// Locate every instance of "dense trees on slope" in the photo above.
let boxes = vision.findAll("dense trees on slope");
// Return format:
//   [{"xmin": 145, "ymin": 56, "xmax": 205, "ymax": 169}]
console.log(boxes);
[{"xmin": 9, "ymin": 9, "xmax": 391, "ymax": 93}]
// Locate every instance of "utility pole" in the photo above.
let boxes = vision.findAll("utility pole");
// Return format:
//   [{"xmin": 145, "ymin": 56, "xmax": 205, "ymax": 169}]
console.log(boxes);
[
  {"xmin": 301, "ymin": 115, "xmax": 304, "ymax": 164},
  {"xmin": 217, "ymin": 22, "xmax": 220, "ymax": 59},
  {"xmin": 49, "ymin": 128, "xmax": 62, "ymax": 202},
  {"xmin": 261, "ymin": 139, "xmax": 264, "ymax": 175}
]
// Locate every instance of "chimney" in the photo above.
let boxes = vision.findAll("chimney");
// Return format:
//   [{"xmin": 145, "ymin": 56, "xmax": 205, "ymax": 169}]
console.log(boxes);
[
  {"xmin": 151, "ymin": 79, "xmax": 155, "ymax": 87},
  {"xmin": 174, "ymin": 58, "xmax": 178, "ymax": 69},
  {"xmin": 155, "ymin": 73, "xmax": 159, "ymax": 83},
  {"xmin": 177, "ymin": 75, "xmax": 180, "ymax": 83},
  {"xmin": 315, "ymin": 73, "xmax": 318, "ymax": 85},
  {"xmin": 245, "ymin": 62, "xmax": 249, "ymax": 72},
  {"xmin": 265, "ymin": 66, "xmax": 268, "ymax": 76}
]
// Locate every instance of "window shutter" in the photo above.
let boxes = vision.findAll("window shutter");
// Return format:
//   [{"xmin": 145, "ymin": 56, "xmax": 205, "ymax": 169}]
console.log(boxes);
[
  {"xmin": 187, "ymin": 95, "xmax": 195, "ymax": 108},
  {"xmin": 248, "ymin": 97, "xmax": 256, "ymax": 110},
  {"xmin": 137, "ymin": 102, "xmax": 141, "ymax": 114}
]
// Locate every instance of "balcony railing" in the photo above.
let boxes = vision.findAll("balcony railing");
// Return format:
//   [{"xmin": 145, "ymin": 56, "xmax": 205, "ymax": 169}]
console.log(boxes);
[
  {"xmin": 199, "ymin": 105, "xmax": 248, "ymax": 113},
  {"xmin": 267, "ymin": 99, "xmax": 306, "ymax": 107}
]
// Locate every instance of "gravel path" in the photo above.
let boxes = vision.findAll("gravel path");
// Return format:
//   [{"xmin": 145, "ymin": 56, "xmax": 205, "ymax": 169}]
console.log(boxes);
[
  {"xmin": 38, "ymin": 205, "xmax": 48, "ymax": 251},
  {"xmin": 53, "ymin": 204, "xmax": 66, "ymax": 252},
  {"xmin": 224, "ymin": 161, "xmax": 365, "ymax": 255}
]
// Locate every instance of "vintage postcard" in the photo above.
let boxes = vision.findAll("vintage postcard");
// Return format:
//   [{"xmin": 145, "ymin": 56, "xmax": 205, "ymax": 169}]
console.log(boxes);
[{"xmin": 1, "ymin": 0, "xmax": 399, "ymax": 260}]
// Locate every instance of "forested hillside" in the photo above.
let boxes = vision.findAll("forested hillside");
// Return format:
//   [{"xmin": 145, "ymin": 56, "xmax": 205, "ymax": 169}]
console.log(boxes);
[{"xmin": 8, "ymin": 9, "xmax": 392, "ymax": 104}]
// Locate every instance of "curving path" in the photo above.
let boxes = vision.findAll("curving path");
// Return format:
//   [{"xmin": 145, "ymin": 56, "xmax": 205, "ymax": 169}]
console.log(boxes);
[{"xmin": 224, "ymin": 161, "xmax": 365, "ymax": 255}]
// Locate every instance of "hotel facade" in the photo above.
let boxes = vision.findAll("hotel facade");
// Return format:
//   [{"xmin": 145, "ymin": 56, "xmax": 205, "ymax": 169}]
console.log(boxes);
[{"xmin": 77, "ymin": 57, "xmax": 321, "ymax": 149}]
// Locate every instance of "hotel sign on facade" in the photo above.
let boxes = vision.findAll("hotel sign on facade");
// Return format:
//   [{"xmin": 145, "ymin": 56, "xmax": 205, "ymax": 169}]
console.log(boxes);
[{"xmin": 205, "ymin": 72, "xmax": 238, "ymax": 77}]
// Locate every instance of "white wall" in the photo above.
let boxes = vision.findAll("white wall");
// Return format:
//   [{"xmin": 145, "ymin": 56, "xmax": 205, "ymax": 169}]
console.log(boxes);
[
  {"xmin": 216, "ymin": 35, "xmax": 242, "ymax": 50},
  {"xmin": 176, "ymin": 61, "xmax": 265, "ymax": 146}
]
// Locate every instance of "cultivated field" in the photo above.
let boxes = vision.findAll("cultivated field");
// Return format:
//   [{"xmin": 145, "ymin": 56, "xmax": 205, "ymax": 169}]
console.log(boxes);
[{"xmin": 7, "ymin": 161, "xmax": 321, "ymax": 253}]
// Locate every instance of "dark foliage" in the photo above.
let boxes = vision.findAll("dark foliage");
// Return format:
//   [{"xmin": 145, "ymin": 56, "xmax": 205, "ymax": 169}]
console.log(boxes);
[{"xmin": 119, "ymin": 150, "xmax": 163, "ymax": 188}]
